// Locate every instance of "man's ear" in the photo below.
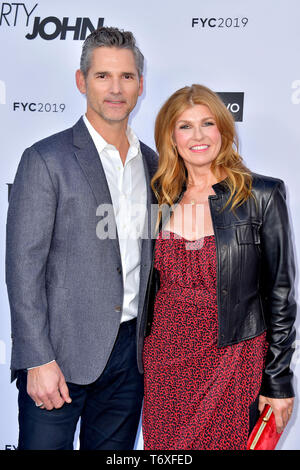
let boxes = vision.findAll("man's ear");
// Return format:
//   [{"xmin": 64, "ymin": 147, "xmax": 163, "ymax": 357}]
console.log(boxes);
[
  {"xmin": 75, "ymin": 69, "xmax": 86, "ymax": 94},
  {"xmin": 138, "ymin": 75, "xmax": 144, "ymax": 97}
]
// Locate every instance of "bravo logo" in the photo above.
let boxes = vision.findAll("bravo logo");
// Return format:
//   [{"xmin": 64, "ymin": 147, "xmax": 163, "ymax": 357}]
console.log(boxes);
[{"xmin": 217, "ymin": 92, "xmax": 244, "ymax": 122}]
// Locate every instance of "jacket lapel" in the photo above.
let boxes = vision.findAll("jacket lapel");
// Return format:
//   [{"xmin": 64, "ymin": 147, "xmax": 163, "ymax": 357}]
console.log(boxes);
[
  {"xmin": 72, "ymin": 117, "xmax": 121, "ymax": 259},
  {"xmin": 72, "ymin": 118, "xmax": 158, "ymax": 312},
  {"xmin": 137, "ymin": 146, "xmax": 159, "ymax": 326},
  {"xmin": 140, "ymin": 146, "xmax": 158, "ymax": 266}
]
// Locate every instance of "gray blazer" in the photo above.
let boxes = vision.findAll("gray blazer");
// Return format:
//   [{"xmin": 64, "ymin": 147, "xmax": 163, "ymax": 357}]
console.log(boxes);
[{"xmin": 6, "ymin": 117, "xmax": 158, "ymax": 384}]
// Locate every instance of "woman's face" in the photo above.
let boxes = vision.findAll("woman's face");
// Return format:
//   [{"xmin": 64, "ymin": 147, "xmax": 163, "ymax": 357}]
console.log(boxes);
[{"xmin": 173, "ymin": 104, "xmax": 222, "ymax": 172}]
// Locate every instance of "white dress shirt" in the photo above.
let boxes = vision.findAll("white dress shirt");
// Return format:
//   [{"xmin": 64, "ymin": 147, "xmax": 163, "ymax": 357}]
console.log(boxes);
[{"xmin": 83, "ymin": 114, "xmax": 147, "ymax": 323}]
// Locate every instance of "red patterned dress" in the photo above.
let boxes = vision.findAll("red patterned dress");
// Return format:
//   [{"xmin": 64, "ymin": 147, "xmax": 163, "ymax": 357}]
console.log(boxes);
[{"xmin": 143, "ymin": 230, "xmax": 268, "ymax": 450}]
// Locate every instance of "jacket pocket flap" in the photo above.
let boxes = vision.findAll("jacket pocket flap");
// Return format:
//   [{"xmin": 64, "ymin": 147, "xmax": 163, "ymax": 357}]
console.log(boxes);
[{"xmin": 236, "ymin": 224, "xmax": 260, "ymax": 245}]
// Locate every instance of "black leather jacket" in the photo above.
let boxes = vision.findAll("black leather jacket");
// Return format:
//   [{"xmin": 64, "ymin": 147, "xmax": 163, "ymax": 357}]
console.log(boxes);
[{"xmin": 143, "ymin": 173, "xmax": 296, "ymax": 399}]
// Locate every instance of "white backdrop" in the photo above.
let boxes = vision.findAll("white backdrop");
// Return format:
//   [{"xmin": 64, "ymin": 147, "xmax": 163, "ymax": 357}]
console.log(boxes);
[{"xmin": 0, "ymin": 0, "xmax": 299, "ymax": 450}]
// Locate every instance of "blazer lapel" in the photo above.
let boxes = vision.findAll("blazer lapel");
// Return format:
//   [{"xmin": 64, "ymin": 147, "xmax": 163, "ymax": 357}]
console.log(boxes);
[
  {"xmin": 136, "ymin": 146, "xmax": 159, "ymax": 328},
  {"xmin": 140, "ymin": 148, "xmax": 157, "ymax": 266},
  {"xmin": 72, "ymin": 117, "xmax": 121, "ymax": 259}
]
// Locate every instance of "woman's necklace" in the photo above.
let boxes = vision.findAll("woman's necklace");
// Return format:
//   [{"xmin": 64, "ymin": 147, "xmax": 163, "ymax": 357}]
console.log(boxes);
[
  {"xmin": 185, "ymin": 181, "xmax": 211, "ymax": 205},
  {"xmin": 184, "ymin": 196, "xmax": 209, "ymax": 206}
]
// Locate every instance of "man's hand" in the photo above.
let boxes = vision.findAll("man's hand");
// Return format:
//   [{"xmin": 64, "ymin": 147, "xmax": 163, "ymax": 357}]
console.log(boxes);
[
  {"xmin": 258, "ymin": 395, "xmax": 294, "ymax": 434},
  {"xmin": 27, "ymin": 361, "xmax": 72, "ymax": 410}
]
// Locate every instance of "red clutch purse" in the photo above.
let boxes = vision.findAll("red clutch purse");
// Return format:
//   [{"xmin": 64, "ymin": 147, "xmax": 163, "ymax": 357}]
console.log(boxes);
[{"xmin": 247, "ymin": 405, "xmax": 282, "ymax": 450}]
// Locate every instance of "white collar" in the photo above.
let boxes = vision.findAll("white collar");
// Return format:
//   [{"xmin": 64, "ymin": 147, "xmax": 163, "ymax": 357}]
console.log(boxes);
[{"xmin": 83, "ymin": 114, "xmax": 141, "ymax": 162}]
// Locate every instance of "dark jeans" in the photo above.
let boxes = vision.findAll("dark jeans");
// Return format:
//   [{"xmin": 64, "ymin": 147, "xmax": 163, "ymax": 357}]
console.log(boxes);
[{"xmin": 16, "ymin": 319, "xmax": 144, "ymax": 450}]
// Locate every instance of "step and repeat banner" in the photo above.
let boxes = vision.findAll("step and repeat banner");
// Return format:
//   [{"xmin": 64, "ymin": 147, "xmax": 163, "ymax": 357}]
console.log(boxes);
[{"xmin": 0, "ymin": 0, "xmax": 299, "ymax": 450}]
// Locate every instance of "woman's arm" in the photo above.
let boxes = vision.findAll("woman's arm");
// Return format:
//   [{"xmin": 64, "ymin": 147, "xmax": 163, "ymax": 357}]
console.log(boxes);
[{"xmin": 258, "ymin": 180, "xmax": 297, "ymax": 430}]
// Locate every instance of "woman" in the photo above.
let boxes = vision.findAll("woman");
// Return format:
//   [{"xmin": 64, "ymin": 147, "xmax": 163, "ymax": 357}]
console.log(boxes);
[{"xmin": 142, "ymin": 84, "xmax": 296, "ymax": 450}]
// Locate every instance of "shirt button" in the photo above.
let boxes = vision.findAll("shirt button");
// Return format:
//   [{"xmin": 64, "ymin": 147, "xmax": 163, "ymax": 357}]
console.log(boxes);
[{"xmin": 222, "ymin": 289, "xmax": 228, "ymax": 295}]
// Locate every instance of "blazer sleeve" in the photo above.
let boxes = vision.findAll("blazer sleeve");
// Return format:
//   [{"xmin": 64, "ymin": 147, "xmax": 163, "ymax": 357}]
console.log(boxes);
[
  {"xmin": 259, "ymin": 180, "xmax": 297, "ymax": 398},
  {"xmin": 6, "ymin": 146, "xmax": 57, "ymax": 371}
]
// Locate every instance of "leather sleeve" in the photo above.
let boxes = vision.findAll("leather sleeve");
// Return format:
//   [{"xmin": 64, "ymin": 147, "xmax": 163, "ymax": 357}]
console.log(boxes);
[{"xmin": 259, "ymin": 181, "xmax": 297, "ymax": 398}]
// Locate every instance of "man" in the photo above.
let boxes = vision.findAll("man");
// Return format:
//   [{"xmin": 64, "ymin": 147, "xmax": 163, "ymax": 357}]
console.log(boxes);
[{"xmin": 6, "ymin": 27, "xmax": 157, "ymax": 450}]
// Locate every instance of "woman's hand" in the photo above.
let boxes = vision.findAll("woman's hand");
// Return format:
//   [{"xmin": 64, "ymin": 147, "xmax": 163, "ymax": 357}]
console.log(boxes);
[{"xmin": 258, "ymin": 395, "xmax": 294, "ymax": 433}]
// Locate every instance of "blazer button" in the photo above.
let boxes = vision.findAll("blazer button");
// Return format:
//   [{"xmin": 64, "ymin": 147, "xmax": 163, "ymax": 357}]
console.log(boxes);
[
  {"xmin": 115, "ymin": 305, "xmax": 122, "ymax": 313},
  {"xmin": 222, "ymin": 289, "xmax": 228, "ymax": 295},
  {"xmin": 117, "ymin": 267, "xmax": 122, "ymax": 274}
]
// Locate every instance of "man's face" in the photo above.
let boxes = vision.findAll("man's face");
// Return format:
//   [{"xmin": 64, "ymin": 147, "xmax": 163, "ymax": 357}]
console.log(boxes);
[{"xmin": 76, "ymin": 46, "xmax": 143, "ymax": 125}]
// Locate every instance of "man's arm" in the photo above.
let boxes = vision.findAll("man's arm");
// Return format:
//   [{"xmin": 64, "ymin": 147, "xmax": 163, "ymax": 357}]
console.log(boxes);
[
  {"xmin": 6, "ymin": 146, "xmax": 71, "ymax": 409},
  {"xmin": 6, "ymin": 146, "xmax": 57, "ymax": 367}
]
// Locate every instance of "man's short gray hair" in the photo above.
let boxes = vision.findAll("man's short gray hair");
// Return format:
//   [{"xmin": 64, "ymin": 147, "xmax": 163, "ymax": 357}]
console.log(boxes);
[{"xmin": 80, "ymin": 26, "xmax": 144, "ymax": 79}]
